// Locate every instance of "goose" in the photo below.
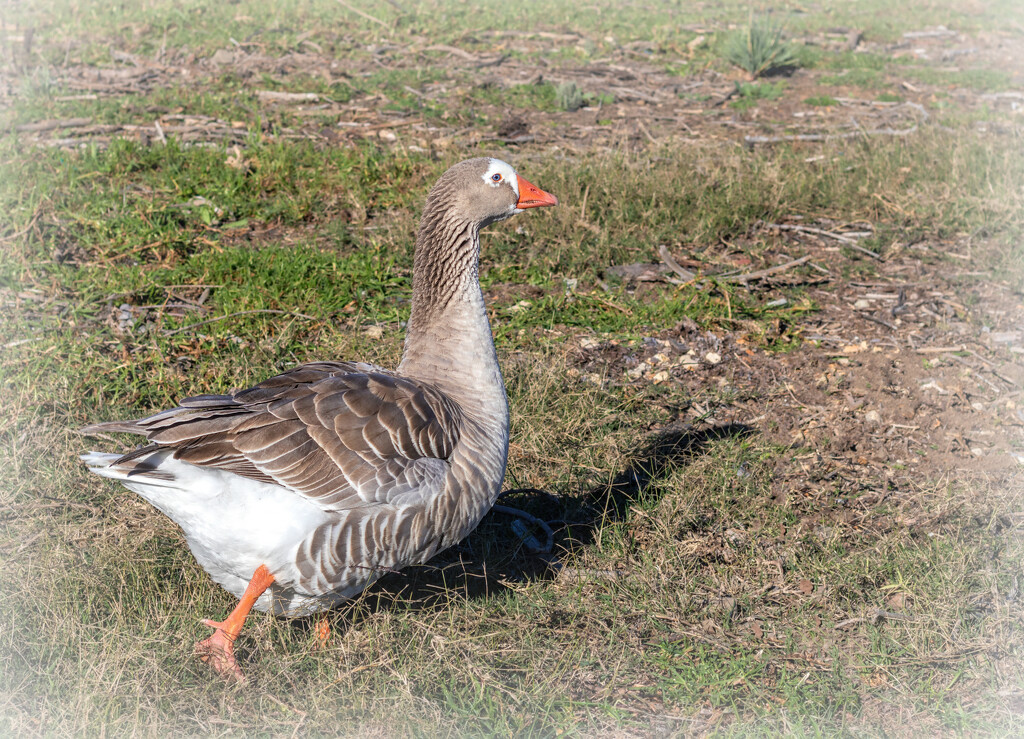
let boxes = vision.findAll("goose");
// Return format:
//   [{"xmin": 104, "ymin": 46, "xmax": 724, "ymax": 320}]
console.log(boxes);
[{"xmin": 81, "ymin": 157, "xmax": 558, "ymax": 680}]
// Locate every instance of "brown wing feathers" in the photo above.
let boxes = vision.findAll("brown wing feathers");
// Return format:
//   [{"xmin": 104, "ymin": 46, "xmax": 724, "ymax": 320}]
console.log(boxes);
[{"xmin": 85, "ymin": 362, "xmax": 464, "ymax": 509}]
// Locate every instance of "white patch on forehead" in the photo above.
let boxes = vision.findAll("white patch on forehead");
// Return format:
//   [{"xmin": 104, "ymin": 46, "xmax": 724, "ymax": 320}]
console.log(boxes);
[{"xmin": 481, "ymin": 159, "xmax": 519, "ymax": 199}]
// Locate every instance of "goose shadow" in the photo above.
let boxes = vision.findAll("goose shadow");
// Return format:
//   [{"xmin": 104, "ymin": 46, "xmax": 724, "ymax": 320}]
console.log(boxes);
[{"xmin": 310, "ymin": 422, "xmax": 754, "ymax": 632}]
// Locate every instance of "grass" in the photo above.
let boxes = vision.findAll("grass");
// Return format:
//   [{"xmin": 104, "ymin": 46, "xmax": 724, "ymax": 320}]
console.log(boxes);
[
  {"xmin": 2, "ymin": 0, "xmax": 1024, "ymax": 735},
  {"xmin": 730, "ymin": 81, "xmax": 786, "ymax": 110},
  {"xmin": 721, "ymin": 13, "xmax": 798, "ymax": 80}
]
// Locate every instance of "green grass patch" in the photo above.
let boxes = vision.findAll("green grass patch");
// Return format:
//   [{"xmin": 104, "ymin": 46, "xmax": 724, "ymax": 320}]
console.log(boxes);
[
  {"xmin": 805, "ymin": 94, "xmax": 839, "ymax": 107},
  {"xmin": 903, "ymin": 66, "xmax": 1015, "ymax": 92},
  {"xmin": 730, "ymin": 81, "xmax": 786, "ymax": 110},
  {"xmin": 467, "ymin": 81, "xmax": 559, "ymax": 113}
]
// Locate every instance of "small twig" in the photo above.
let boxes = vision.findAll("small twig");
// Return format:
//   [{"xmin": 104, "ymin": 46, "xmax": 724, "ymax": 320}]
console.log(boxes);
[
  {"xmin": 474, "ymin": 53, "xmax": 510, "ymax": 69},
  {"xmin": 335, "ymin": 0, "xmax": 389, "ymax": 27},
  {"xmin": 903, "ymin": 27, "xmax": 957, "ymax": 39},
  {"xmin": 744, "ymin": 125, "xmax": 918, "ymax": 147},
  {"xmin": 256, "ymin": 90, "xmax": 321, "ymax": 103},
  {"xmin": 718, "ymin": 255, "xmax": 811, "ymax": 284},
  {"xmin": 14, "ymin": 117, "xmax": 92, "ymax": 133},
  {"xmin": 948, "ymin": 354, "xmax": 1002, "ymax": 393},
  {"xmin": 162, "ymin": 309, "xmax": 315, "ymax": 336},
  {"xmin": 763, "ymin": 222, "xmax": 882, "ymax": 260},
  {"xmin": 836, "ymin": 609, "xmax": 912, "ymax": 629},
  {"xmin": 0, "ymin": 210, "xmax": 41, "ymax": 244},
  {"xmin": 553, "ymin": 565, "xmax": 626, "ymax": 584},
  {"xmin": 341, "ymin": 118, "xmax": 423, "ymax": 134},
  {"xmin": 635, "ymin": 118, "xmax": 656, "ymax": 144},
  {"xmin": 856, "ymin": 311, "xmax": 897, "ymax": 330},
  {"xmin": 915, "ymin": 345, "xmax": 966, "ymax": 354},
  {"xmin": 658, "ymin": 244, "xmax": 697, "ymax": 282},
  {"xmin": 710, "ymin": 85, "xmax": 738, "ymax": 107},
  {"xmin": 424, "ymin": 44, "xmax": 477, "ymax": 61}
]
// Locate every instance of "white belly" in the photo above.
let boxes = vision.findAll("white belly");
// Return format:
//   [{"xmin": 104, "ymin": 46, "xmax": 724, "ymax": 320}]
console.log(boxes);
[{"xmin": 103, "ymin": 453, "xmax": 334, "ymax": 614}]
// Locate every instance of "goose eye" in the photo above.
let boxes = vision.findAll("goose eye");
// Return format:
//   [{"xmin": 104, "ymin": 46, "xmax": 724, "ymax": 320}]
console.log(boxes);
[{"xmin": 491, "ymin": 173, "xmax": 502, "ymax": 182}]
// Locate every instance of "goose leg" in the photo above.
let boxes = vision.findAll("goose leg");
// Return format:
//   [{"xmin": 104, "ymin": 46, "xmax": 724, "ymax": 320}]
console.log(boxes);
[
  {"xmin": 312, "ymin": 615, "xmax": 330, "ymax": 650},
  {"xmin": 196, "ymin": 564, "xmax": 275, "ymax": 681}
]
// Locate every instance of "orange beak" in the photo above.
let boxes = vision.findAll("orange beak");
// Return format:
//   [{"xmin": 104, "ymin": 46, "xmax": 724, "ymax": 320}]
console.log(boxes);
[{"xmin": 515, "ymin": 175, "xmax": 559, "ymax": 209}]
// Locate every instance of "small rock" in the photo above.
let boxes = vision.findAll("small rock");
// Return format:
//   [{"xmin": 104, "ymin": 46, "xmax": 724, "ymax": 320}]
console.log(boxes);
[
  {"xmin": 626, "ymin": 362, "xmax": 648, "ymax": 379},
  {"xmin": 854, "ymin": 299, "xmax": 872, "ymax": 309},
  {"xmin": 650, "ymin": 371, "xmax": 671, "ymax": 384},
  {"xmin": 704, "ymin": 351, "xmax": 722, "ymax": 365},
  {"xmin": 864, "ymin": 409, "xmax": 881, "ymax": 424},
  {"xmin": 579, "ymin": 336, "xmax": 599, "ymax": 349},
  {"xmin": 210, "ymin": 49, "xmax": 237, "ymax": 65}
]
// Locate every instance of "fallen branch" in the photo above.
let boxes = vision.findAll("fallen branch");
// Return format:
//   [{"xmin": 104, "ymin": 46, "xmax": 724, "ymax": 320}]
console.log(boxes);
[
  {"xmin": 718, "ymin": 255, "xmax": 811, "ymax": 284},
  {"xmin": 162, "ymin": 309, "xmax": 316, "ymax": 336},
  {"xmin": 763, "ymin": 222, "xmax": 882, "ymax": 260},
  {"xmin": 658, "ymin": 244, "xmax": 697, "ymax": 282}
]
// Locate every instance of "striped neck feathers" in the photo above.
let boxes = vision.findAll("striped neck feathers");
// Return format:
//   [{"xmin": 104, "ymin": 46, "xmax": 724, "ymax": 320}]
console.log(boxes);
[{"xmin": 407, "ymin": 198, "xmax": 482, "ymax": 332}]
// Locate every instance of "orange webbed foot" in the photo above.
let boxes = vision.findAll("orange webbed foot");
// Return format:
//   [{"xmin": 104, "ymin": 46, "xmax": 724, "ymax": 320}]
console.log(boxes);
[
  {"xmin": 311, "ymin": 616, "xmax": 330, "ymax": 651},
  {"xmin": 196, "ymin": 619, "xmax": 245, "ymax": 682},
  {"xmin": 193, "ymin": 565, "xmax": 275, "ymax": 682}
]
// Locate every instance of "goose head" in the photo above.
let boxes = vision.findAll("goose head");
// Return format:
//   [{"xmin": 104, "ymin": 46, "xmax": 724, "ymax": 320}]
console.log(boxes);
[{"xmin": 424, "ymin": 157, "xmax": 558, "ymax": 230}]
